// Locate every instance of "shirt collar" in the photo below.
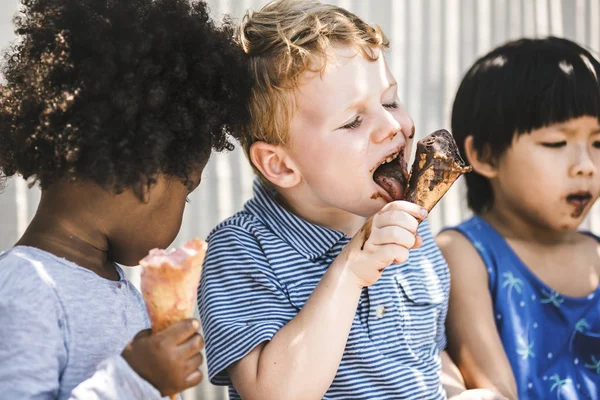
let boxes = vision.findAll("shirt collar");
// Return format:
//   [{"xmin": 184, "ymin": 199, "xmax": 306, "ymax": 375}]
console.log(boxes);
[{"xmin": 244, "ymin": 179, "xmax": 346, "ymax": 260}]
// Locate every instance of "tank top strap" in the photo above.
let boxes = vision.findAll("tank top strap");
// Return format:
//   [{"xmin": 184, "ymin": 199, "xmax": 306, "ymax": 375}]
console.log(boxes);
[{"xmin": 444, "ymin": 215, "xmax": 520, "ymax": 293}]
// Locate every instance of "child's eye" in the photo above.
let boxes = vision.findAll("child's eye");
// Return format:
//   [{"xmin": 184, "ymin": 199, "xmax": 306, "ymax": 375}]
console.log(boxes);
[
  {"xmin": 383, "ymin": 102, "xmax": 399, "ymax": 109},
  {"xmin": 340, "ymin": 116, "xmax": 363, "ymax": 130},
  {"xmin": 541, "ymin": 141, "xmax": 567, "ymax": 148},
  {"xmin": 593, "ymin": 141, "xmax": 600, "ymax": 149}
]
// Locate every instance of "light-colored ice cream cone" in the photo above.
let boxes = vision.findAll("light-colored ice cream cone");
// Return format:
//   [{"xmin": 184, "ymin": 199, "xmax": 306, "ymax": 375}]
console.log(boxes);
[{"xmin": 139, "ymin": 238, "xmax": 207, "ymax": 400}]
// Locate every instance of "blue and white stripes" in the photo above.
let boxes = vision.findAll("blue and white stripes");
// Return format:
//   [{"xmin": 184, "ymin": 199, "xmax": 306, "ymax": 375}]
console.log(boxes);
[{"xmin": 198, "ymin": 179, "xmax": 450, "ymax": 399}]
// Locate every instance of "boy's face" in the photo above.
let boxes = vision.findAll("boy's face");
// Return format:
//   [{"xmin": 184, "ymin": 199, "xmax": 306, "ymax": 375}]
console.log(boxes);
[
  {"xmin": 285, "ymin": 46, "xmax": 415, "ymax": 218},
  {"xmin": 492, "ymin": 116, "xmax": 600, "ymax": 231}
]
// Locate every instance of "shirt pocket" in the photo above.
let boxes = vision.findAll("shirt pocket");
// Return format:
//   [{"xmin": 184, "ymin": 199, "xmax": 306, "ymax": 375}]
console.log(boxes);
[{"xmin": 394, "ymin": 270, "xmax": 446, "ymax": 353}]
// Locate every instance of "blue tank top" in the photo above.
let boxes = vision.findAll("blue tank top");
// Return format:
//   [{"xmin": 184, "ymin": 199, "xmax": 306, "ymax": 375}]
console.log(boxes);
[{"xmin": 451, "ymin": 216, "xmax": 600, "ymax": 400}]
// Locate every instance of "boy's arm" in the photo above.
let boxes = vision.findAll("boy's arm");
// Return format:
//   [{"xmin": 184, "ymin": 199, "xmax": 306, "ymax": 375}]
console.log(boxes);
[
  {"xmin": 202, "ymin": 202, "xmax": 423, "ymax": 400},
  {"xmin": 436, "ymin": 230, "xmax": 519, "ymax": 400},
  {"xmin": 228, "ymin": 255, "xmax": 362, "ymax": 400}
]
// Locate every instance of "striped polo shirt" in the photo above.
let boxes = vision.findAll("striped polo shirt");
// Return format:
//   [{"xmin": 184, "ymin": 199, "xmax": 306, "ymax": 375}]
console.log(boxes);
[{"xmin": 198, "ymin": 179, "xmax": 450, "ymax": 399}]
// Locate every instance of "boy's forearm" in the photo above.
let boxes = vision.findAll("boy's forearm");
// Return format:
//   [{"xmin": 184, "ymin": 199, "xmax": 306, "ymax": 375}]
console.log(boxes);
[{"xmin": 247, "ymin": 259, "xmax": 362, "ymax": 400}]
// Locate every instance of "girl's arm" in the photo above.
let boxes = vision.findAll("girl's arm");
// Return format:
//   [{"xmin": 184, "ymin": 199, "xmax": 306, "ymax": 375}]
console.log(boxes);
[{"xmin": 436, "ymin": 230, "xmax": 519, "ymax": 400}]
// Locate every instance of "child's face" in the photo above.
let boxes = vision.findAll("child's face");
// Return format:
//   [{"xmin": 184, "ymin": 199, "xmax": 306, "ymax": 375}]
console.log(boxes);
[
  {"xmin": 492, "ymin": 116, "xmax": 600, "ymax": 230},
  {"xmin": 110, "ymin": 166, "xmax": 205, "ymax": 266},
  {"xmin": 285, "ymin": 46, "xmax": 415, "ymax": 218}
]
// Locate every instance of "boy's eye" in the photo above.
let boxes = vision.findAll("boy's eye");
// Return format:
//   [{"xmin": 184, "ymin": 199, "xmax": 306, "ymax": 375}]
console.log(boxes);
[
  {"xmin": 383, "ymin": 102, "xmax": 399, "ymax": 109},
  {"xmin": 541, "ymin": 141, "xmax": 567, "ymax": 148},
  {"xmin": 593, "ymin": 141, "xmax": 600, "ymax": 149},
  {"xmin": 340, "ymin": 116, "xmax": 363, "ymax": 130}
]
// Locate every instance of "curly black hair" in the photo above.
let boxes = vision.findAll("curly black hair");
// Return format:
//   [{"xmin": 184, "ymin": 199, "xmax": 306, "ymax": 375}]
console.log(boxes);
[{"xmin": 0, "ymin": 0, "xmax": 251, "ymax": 192}]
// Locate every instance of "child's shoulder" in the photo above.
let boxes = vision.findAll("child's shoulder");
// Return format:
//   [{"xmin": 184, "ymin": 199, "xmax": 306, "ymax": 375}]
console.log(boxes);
[
  {"xmin": 0, "ymin": 246, "xmax": 63, "ymax": 310},
  {"xmin": 207, "ymin": 210, "xmax": 266, "ymax": 243},
  {"xmin": 204, "ymin": 211, "xmax": 273, "ymax": 267}
]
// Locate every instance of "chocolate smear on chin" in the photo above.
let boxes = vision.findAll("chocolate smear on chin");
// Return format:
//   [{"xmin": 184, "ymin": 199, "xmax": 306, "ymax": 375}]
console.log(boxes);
[{"xmin": 360, "ymin": 129, "xmax": 472, "ymax": 252}]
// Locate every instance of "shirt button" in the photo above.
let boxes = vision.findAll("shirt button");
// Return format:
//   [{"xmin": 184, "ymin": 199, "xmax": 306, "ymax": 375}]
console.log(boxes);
[
  {"xmin": 117, "ymin": 283, "xmax": 122, "ymax": 289},
  {"xmin": 375, "ymin": 304, "xmax": 385, "ymax": 319}
]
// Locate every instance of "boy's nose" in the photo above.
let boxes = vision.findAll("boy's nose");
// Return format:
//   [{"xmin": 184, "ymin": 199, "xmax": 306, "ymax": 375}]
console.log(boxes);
[{"xmin": 371, "ymin": 113, "xmax": 402, "ymax": 143}]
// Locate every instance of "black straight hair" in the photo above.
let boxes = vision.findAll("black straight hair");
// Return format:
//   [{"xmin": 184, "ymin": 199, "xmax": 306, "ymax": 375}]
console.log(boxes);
[{"xmin": 452, "ymin": 37, "xmax": 600, "ymax": 214}]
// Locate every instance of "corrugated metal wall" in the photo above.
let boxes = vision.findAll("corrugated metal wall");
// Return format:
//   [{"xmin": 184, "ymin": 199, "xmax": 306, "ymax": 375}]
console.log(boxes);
[{"xmin": 1, "ymin": 1, "xmax": 599, "ymax": 399}]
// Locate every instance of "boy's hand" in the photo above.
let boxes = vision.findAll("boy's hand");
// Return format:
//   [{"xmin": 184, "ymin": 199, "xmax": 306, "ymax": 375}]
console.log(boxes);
[
  {"xmin": 449, "ymin": 389, "xmax": 509, "ymax": 400},
  {"xmin": 341, "ymin": 201, "xmax": 427, "ymax": 287},
  {"xmin": 122, "ymin": 319, "xmax": 204, "ymax": 396}
]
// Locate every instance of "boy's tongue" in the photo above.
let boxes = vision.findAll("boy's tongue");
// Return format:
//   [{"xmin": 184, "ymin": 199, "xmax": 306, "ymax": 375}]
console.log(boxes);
[{"xmin": 373, "ymin": 161, "xmax": 408, "ymax": 201}]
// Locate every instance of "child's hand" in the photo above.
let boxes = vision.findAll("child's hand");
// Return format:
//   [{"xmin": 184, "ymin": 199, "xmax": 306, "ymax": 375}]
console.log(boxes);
[
  {"xmin": 449, "ymin": 389, "xmax": 509, "ymax": 400},
  {"xmin": 122, "ymin": 319, "xmax": 204, "ymax": 396},
  {"xmin": 341, "ymin": 201, "xmax": 426, "ymax": 287}
]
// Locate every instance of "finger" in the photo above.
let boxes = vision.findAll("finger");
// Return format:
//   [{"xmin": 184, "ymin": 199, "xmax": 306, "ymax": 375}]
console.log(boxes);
[
  {"xmin": 132, "ymin": 329, "xmax": 152, "ymax": 340},
  {"xmin": 184, "ymin": 352, "xmax": 204, "ymax": 374},
  {"xmin": 375, "ymin": 207, "xmax": 423, "ymax": 232},
  {"xmin": 160, "ymin": 319, "xmax": 200, "ymax": 345},
  {"xmin": 178, "ymin": 332, "xmax": 205, "ymax": 358},
  {"xmin": 370, "ymin": 225, "xmax": 416, "ymax": 248},
  {"xmin": 413, "ymin": 234, "xmax": 423, "ymax": 249},
  {"xmin": 379, "ymin": 200, "xmax": 428, "ymax": 220},
  {"xmin": 373, "ymin": 243, "xmax": 410, "ymax": 266}
]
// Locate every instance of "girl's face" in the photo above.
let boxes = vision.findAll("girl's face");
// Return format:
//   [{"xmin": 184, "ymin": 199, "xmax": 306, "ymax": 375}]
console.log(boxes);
[
  {"xmin": 490, "ymin": 116, "xmax": 600, "ymax": 231},
  {"xmin": 109, "ymin": 164, "xmax": 205, "ymax": 266}
]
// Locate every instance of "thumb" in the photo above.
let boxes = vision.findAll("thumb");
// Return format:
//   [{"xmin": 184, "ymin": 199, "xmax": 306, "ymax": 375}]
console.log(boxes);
[{"xmin": 132, "ymin": 329, "xmax": 152, "ymax": 341}]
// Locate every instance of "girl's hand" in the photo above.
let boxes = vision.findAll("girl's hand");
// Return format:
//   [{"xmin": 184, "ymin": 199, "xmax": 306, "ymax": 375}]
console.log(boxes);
[{"xmin": 122, "ymin": 319, "xmax": 204, "ymax": 396}]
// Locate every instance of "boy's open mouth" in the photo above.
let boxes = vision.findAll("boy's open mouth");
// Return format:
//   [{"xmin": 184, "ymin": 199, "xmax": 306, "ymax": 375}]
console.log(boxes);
[
  {"xmin": 566, "ymin": 191, "xmax": 592, "ymax": 217},
  {"xmin": 372, "ymin": 149, "xmax": 408, "ymax": 201}
]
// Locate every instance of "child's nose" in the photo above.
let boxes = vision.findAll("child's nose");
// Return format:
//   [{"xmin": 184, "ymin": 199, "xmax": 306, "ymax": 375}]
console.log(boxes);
[
  {"xmin": 371, "ymin": 113, "xmax": 402, "ymax": 143},
  {"xmin": 570, "ymin": 147, "xmax": 597, "ymax": 177}
]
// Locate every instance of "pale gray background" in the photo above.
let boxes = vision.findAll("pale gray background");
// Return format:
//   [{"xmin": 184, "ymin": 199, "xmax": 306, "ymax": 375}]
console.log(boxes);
[{"xmin": 1, "ymin": 1, "xmax": 599, "ymax": 399}]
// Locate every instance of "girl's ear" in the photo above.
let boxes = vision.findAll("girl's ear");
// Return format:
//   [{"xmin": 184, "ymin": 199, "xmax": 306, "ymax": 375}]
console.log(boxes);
[
  {"xmin": 464, "ymin": 135, "xmax": 498, "ymax": 179},
  {"xmin": 249, "ymin": 141, "xmax": 301, "ymax": 188}
]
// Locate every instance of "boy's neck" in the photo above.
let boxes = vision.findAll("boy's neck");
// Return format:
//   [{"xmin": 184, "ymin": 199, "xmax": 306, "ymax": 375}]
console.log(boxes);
[
  {"xmin": 16, "ymin": 183, "xmax": 119, "ymax": 281},
  {"xmin": 482, "ymin": 207, "xmax": 576, "ymax": 247},
  {"xmin": 275, "ymin": 189, "xmax": 367, "ymax": 237}
]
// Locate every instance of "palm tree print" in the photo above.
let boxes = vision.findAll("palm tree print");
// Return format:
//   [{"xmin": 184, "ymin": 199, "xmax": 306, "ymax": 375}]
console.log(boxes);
[
  {"xmin": 502, "ymin": 272, "xmax": 524, "ymax": 303},
  {"xmin": 575, "ymin": 318, "xmax": 589, "ymax": 333},
  {"xmin": 549, "ymin": 374, "xmax": 572, "ymax": 400},
  {"xmin": 516, "ymin": 334, "xmax": 535, "ymax": 360},
  {"xmin": 585, "ymin": 355, "xmax": 600, "ymax": 375},
  {"xmin": 540, "ymin": 289, "xmax": 564, "ymax": 308}
]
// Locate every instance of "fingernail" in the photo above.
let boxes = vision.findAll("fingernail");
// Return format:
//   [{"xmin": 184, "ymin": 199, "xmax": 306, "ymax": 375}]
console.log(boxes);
[
  {"xmin": 192, "ymin": 320, "xmax": 200, "ymax": 330},
  {"xmin": 419, "ymin": 207, "xmax": 428, "ymax": 218},
  {"xmin": 186, "ymin": 370, "xmax": 202, "ymax": 382}
]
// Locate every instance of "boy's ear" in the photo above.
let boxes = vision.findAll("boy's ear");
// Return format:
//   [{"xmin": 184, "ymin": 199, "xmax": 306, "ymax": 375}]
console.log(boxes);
[
  {"xmin": 249, "ymin": 141, "xmax": 301, "ymax": 188},
  {"xmin": 464, "ymin": 135, "xmax": 498, "ymax": 179}
]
